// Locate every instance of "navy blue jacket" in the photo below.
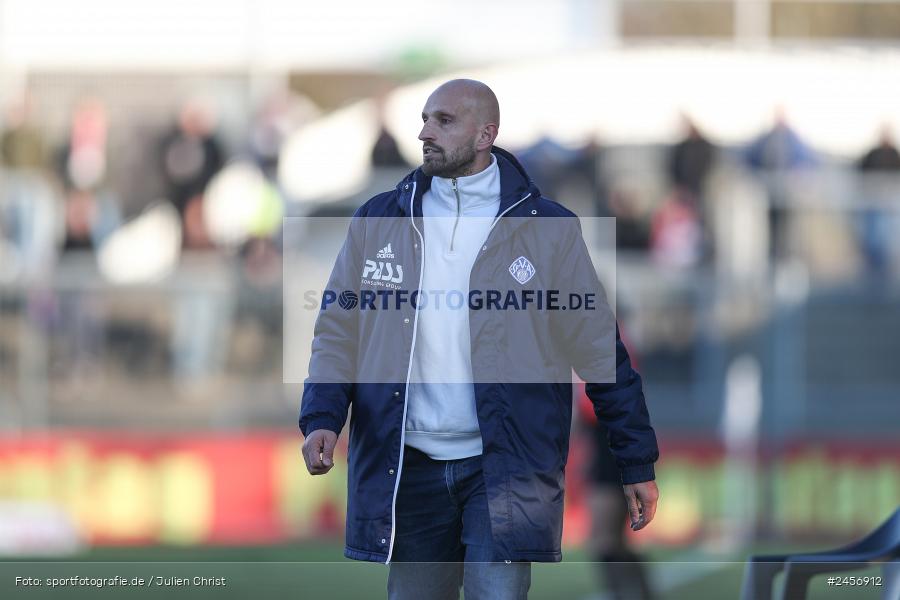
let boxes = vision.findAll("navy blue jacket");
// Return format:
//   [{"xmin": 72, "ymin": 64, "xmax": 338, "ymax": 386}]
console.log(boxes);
[{"xmin": 300, "ymin": 147, "xmax": 658, "ymax": 563}]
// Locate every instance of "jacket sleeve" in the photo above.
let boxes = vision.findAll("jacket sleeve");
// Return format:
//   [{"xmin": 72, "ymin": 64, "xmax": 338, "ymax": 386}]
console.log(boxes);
[
  {"xmin": 552, "ymin": 216, "xmax": 659, "ymax": 484},
  {"xmin": 298, "ymin": 208, "xmax": 366, "ymax": 438}
]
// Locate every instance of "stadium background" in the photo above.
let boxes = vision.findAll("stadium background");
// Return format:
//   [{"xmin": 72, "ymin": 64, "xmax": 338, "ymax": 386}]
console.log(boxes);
[{"xmin": 1, "ymin": 1, "xmax": 899, "ymax": 598}]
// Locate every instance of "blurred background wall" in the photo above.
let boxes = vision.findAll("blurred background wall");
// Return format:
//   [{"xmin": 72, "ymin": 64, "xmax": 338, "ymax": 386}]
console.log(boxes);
[{"xmin": 0, "ymin": 0, "xmax": 898, "ymax": 592}]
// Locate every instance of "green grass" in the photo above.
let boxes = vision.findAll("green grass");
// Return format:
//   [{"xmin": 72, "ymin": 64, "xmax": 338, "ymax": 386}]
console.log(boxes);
[{"xmin": 0, "ymin": 543, "xmax": 887, "ymax": 599}]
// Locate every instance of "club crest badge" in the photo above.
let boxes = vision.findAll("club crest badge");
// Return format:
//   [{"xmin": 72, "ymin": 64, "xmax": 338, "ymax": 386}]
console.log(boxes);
[{"xmin": 509, "ymin": 256, "xmax": 536, "ymax": 285}]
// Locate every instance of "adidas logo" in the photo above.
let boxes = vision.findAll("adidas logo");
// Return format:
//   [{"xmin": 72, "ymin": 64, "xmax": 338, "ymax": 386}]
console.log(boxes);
[{"xmin": 376, "ymin": 243, "xmax": 395, "ymax": 259}]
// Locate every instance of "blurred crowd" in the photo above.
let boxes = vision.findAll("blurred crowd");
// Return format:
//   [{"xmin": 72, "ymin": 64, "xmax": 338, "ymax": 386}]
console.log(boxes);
[
  {"xmin": 0, "ymin": 91, "xmax": 305, "ymax": 274},
  {"xmin": 1, "ymin": 86, "xmax": 899, "ymax": 400},
  {"xmin": 2, "ymin": 90, "xmax": 900, "ymax": 281},
  {"xmin": 0, "ymin": 90, "xmax": 309, "ymax": 388},
  {"xmin": 516, "ymin": 113, "xmax": 900, "ymax": 275}
]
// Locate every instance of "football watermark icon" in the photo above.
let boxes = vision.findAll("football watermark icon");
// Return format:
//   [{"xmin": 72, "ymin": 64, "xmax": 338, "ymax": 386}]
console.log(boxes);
[{"xmin": 338, "ymin": 290, "xmax": 359, "ymax": 310}]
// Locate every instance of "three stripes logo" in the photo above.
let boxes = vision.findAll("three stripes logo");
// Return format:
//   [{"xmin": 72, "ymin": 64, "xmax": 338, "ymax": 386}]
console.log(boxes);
[{"xmin": 376, "ymin": 243, "xmax": 395, "ymax": 259}]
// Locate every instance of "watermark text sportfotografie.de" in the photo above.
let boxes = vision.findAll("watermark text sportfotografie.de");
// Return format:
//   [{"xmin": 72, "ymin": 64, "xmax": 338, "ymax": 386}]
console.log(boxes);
[{"xmin": 305, "ymin": 289, "xmax": 597, "ymax": 312}]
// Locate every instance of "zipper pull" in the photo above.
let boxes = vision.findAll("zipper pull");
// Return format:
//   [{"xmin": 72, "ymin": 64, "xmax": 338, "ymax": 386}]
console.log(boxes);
[{"xmin": 450, "ymin": 178, "xmax": 460, "ymax": 252}]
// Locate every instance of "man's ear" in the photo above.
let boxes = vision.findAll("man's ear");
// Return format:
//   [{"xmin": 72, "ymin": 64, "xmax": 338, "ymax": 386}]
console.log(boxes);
[{"xmin": 477, "ymin": 123, "xmax": 499, "ymax": 151}]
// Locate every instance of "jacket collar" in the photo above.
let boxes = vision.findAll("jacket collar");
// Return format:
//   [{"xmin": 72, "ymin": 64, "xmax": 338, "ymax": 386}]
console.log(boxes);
[
  {"xmin": 428, "ymin": 154, "xmax": 500, "ymax": 214},
  {"xmin": 395, "ymin": 146, "xmax": 541, "ymax": 218}
]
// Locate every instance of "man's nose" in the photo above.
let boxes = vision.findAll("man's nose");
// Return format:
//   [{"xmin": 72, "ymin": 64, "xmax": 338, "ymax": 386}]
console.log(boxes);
[{"xmin": 418, "ymin": 122, "xmax": 434, "ymax": 142}]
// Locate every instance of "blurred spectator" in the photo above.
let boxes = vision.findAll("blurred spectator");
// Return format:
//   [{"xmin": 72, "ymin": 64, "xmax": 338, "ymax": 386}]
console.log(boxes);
[
  {"xmin": 668, "ymin": 116, "xmax": 714, "ymax": 203},
  {"xmin": 667, "ymin": 118, "xmax": 715, "ymax": 262},
  {"xmin": 56, "ymin": 97, "xmax": 109, "ymax": 192},
  {"xmin": 578, "ymin": 380, "xmax": 656, "ymax": 600},
  {"xmin": 159, "ymin": 99, "xmax": 224, "ymax": 247},
  {"xmin": 560, "ymin": 139, "xmax": 606, "ymax": 218},
  {"xmin": 744, "ymin": 110, "xmax": 818, "ymax": 259},
  {"xmin": 571, "ymin": 139, "xmax": 607, "ymax": 218},
  {"xmin": 1, "ymin": 96, "xmax": 46, "ymax": 170},
  {"xmin": 859, "ymin": 126, "xmax": 900, "ymax": 172},
  {"xmin": 229, "ymin": 237, "xmax": 283, "ymax": 374},
  {"xmin": 250, "ymin": 90, "xmax": 317, "ymax": 179},
  {"xmin": 744, "ymin": 110, "xmax": 817, "ymax": 172},
  {"xmin": 517, "ymin": 137, "xmax": 605, "ymax": 218},
  {"xmin": 0, "ymin": 96, "xmax": 57, "ymax": 278},
  {"xmin": 650, "ymin": 188, "xmax": 702, "ymax": 269},
  {"xmin": 62, "ymin": 191, "xmax": 97, "ymax": 251},
  {"xmin": 369, "ymin": 94, "xmax": 408, "ymax": 169},
  {"xmin": 49, "ymin": 98, "xmax": 121, "ymax": 383},
  {"xmin": 857, "ymin": 126, "xmax": 900, "ymax": 273},
  {"xmin": 370, "ymin": 124, "xmax": 409, "ymax": 168},
  {"xmin": 158, "ymin": 101, "xmax": 232, "ymax": 381},
  {"xmin": 517, "ymin": 136, "xmax": 580, "ymax": 201},
  {"xmin": 54, "ymin": 97, "xmax": 121, "ymax": 252},
  {"xmin": 607, "ymin": 185, "xmax": 651, "ymax": 251}
]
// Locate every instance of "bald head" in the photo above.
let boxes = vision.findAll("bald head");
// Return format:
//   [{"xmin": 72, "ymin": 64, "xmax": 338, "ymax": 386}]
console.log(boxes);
[
  {"xmin": 418, "ymin": 79, "xmax": 500, "ymax": 178},
  {"xmin": 430, "ymin": 79, "xmax": 500, "ymax": 129}
]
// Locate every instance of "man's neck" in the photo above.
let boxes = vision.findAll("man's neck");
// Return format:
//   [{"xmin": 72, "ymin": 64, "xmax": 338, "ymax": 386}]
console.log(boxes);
[{"xmin": 445, "ymin": 151, "xmax": 492, "ymax": 179}]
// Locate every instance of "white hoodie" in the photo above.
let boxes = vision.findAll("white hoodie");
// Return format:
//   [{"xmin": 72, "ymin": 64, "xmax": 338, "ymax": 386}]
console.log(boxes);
[{"xmin": 405, "ymin": 154, "xmax": 501, "ymax": 460}]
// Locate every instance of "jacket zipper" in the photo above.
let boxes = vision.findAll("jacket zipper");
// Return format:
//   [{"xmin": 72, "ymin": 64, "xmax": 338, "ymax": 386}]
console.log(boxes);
[
  {"xmin": 386, "ymin": 181, "xmax": 423, "ymax": 564},
  {"xmin": 449, "ymin": 177, "xmax": 461, "ymax": 252},
  {"xmin": 386, "ymin": 187, "xmax": 530, "ymax": 563}
]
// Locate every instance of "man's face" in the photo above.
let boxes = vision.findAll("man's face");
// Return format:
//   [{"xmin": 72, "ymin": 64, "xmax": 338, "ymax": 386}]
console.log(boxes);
[{"xmin": 418, "ymin": 91, "xmax": 479, "ymax": 178}]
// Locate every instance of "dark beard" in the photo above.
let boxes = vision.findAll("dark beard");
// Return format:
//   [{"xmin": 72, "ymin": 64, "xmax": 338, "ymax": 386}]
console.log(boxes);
[{"xmin": 421, "ymin": 143, "xmax": 477, "ymax": 178}]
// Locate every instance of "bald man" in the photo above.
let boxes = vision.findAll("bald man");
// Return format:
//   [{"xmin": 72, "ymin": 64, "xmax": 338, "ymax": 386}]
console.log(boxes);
[
  {"xmin": 419, "ymin": 79, "xmax": 500, "ymax": 178},
  {"xmin": 300, "ymin": 79, "xmax": 660, "ymax": 600}
]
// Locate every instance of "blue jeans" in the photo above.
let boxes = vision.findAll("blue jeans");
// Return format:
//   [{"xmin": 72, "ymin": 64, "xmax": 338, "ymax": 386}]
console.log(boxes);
[{"xmin": 387, "ymin": 445, "xmax": 532, "ymax": 600}]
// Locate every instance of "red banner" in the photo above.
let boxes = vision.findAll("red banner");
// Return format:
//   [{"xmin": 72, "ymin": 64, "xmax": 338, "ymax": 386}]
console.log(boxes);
[{"xmin": 0, "ymin": 432, "xmax": 896, "ymax": 549}]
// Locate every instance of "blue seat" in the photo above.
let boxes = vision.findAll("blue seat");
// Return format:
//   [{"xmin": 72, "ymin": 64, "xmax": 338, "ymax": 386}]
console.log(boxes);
[{"xmin": 740, "ymin": 507, "xmax": 900, "ymax": 600}]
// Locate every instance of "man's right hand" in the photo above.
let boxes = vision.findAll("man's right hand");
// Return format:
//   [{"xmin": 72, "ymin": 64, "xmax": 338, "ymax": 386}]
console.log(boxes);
[{"xmin": 302, "ymin": 429, "xmax": 338, "ymax": 475}]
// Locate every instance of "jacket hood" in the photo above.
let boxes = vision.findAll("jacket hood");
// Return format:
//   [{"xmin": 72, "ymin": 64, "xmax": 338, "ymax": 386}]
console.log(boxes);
[{"xmin": 394, "ymin": 145, "xmax": 542, "ymax": 217}]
